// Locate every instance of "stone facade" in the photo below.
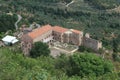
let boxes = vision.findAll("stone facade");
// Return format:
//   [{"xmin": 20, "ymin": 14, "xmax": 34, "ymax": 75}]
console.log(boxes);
[
  {"xmin": 63, "ymin": 30, "xmax": 83, "ymax": 45},
  {"xmin": 21, "ymin": 25, "xmax": 102, "ymax": 55},
  {"xmin": 52, "ymin": 31, "xmax": 63, "ymax": 42},
  {"xmin": 33, "ymin": 30, "xmax": 53, "ymax": 43}
]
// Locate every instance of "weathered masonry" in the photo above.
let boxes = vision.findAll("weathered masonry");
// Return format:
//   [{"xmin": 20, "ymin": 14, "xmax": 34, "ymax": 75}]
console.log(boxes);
[{"xmin": 21, "ymin": 25, "xmax": 102, "ymax": 56}]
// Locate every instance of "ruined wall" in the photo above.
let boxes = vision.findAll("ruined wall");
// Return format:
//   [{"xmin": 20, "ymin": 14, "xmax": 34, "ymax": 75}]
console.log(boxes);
[{"xmin": 82, "ymin": 37, "xmax": 102, "ymax": 51}]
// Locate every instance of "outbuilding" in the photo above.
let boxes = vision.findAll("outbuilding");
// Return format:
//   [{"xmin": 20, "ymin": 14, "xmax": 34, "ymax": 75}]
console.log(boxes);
[{"xmin": 2, "ymin": 35, "xmax": 19, "ymax": 45}]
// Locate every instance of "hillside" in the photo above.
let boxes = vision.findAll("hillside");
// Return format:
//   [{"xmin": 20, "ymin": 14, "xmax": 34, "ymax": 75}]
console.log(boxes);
[
  {"xmin": 0, "ymin": 0, "xmax": 120, "ymax": 49},
  {"xmin": 0, "ymin": 47, "xmax": 119, "ymax": 80},
  {"xmin": 0, "ymin": 0, "xmax": 120, "ymax": 80}
]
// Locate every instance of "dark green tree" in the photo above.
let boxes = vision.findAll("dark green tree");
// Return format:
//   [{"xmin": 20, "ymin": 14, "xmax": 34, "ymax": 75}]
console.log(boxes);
[
  {"xmin": 112, "ymin": 52, "xmax": 120, "ymax": 62},
  {"xmin": 68, "ymin": 53, "xmax": 113, "ymax": 77},
  {"xmin": 112, "ymin": 35, "xmax": 120, "ymax": 53},
  {"xmin": 30, "ymin": 42, "xmax": 50, "ymax": 58}
]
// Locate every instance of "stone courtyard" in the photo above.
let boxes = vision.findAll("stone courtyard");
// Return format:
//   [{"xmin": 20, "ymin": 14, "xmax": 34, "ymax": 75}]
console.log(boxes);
[{"xmin": 50, "ymin": 41, "xmax": 79, "ymax": 57}]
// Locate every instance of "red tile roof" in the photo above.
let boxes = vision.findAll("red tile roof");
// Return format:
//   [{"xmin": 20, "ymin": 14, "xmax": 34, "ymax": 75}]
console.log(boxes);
[
  {"xmin": 28, "ymin": 25, "xmax": 52, "ymax": 39},
  {"xmin": 28, "ymin": 24, "xmax": 82, "ymax": 39},
  {"xmin": 53, "ymin": 26, "xmax": 68, "ymax": 33},
  {"xmin": 71, "ymin": 29, "xmax": 81, "ymax": 34}
]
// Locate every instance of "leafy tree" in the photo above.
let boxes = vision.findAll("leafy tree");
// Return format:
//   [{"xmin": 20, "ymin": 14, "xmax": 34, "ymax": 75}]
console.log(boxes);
[
  {"xmin": 0, "ymin": 13, "xmax": 17, "ymax": 33},
  {"xmin": 30, "ymin": 42, "xmax": 50, "ymax": 58},
  {"xmin": 67, "ymin": 53, "xmax": 113, "ymax": 77},
  {"xmin": 112, "ymin": 53, "xmax": 120, "ymax": 62},
  {"xmin": 112, "ymin": 35, "xmax": 120, "ymax": 53},
  {"xmin": 85, "ymin": 0, "xmax": 120, "ymax": 9},
  {"xmin": 0, "ymin": 46, "xmax": 118, "ymax": 80}
]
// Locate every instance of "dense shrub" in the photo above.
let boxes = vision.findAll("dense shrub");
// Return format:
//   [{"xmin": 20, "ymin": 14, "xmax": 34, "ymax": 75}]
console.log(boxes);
[
  {"xmin": 30, "ymin": 42, "xmax": 50, "ymax": 58},
  {"xmin": 0, "ymin": 14, "xmax": 17, "ymax": 32},
  {"xmin": 68, "ymin": 53, "xmax": 114, "ymax": 77}
]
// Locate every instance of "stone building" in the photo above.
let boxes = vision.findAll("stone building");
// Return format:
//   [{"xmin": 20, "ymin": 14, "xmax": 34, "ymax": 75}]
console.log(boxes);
[
  {"xmin": 52, "ymin": 26, "xmax": 83, "ymax": 45},
  {"xmin": 21, "ymin": 25, "xmax": 53, "ymax": 56},
  {"xmin": 52, "ymin": 26, "xmax": 68, "ymax": 42},
  {"xmin": 21, "ymin": 24, "xmax": 102, "ymax": 55},
  {"xmin": 62, "ymin": 29, "xmax": 83, "ymax": 45}
]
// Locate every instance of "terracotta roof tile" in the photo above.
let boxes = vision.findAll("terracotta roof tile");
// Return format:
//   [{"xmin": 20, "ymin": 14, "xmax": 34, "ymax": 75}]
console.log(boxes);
[
  {"xmin": 71, "ymin": 29, "xmax": 81, "ymax": 34},
  {"xmin": 28, "ymin": 25, "xmax": 52, "ymax": 39},
  {"xmin": 28, "ymin": 24, "xmax": 82, "ymax": 39},
  {"xmin": 53, "ymin": 26, "xmax": 68, "ymax": 33}
]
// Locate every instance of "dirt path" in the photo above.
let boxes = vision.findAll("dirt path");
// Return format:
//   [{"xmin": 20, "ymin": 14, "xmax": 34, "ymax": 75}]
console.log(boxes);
[
  {"xmin": 66, "ymin": 0, "xmax": 75, "ymax": 7},
  {"xmin": 15, "ymin": 14, "xmax": 22, "ymax": 30},
  {"xmin": 107, "ymin": 5, "xmax": 120, "ymax": 13}
]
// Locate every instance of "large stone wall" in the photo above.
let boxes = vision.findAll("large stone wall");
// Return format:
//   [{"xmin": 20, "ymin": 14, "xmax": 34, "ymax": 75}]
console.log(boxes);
[{"xmin": 82, "ymin": 36, "xmax": 102, "ymax": 51}]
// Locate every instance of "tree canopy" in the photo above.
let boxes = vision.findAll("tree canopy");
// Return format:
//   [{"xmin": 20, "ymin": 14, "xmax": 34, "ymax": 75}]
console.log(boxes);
[
  {"xmin": 112, "ymin": 35, "xmax": 120, "ymax": 53},
  {"xmin": 0, "ymin": 0, "xmax": 120, "ymax": 49},
  {"xmin": 85, "ymin": 0, "xmax": 120, "ymax": 9},
  {"xmin": 0, "ymin": 13, "xmax": 17, "ymax": 33},
  {"xmin": 67, "ymin": 53, "xmax": 114, "ymax": 77},
  {"xmin": 30, "ymin": 42, "xmax": 50, "ymax": 58},
  {"xmin": 0, "ymin": 47, "xmax": 119, "ymax": 80}
]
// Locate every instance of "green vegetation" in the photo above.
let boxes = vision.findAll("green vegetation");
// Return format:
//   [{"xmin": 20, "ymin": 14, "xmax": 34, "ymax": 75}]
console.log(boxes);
[
  {"xmin": 0, "ymin": 0, "xmax": 120, "ymax": 50},
  {"xmin": 112, "ymin": 34, "xmax": 120, "ymax": 62},
  {"xmin": 0, "ymin": 0, "xmax": 120, "ymax": 79},
  {"xmin": 55, "ymin": 53, "xmax": 114, "ymax": 78},
  {"xmin": 0, "ymin": 47, "xmax": 119, "ymax": 80},
  {"xmin": 112, "ymin": 53, "xmax": 120, "ymax": 62},
  {"xmin": 68, "ymin": 53, "xmax": 113, "ymax": 77},
  {"xmin": 0, "ymin": 13, "xmax": 17, "ymax": 32},
  {"xmin": 85, "ymin": 0, "xmax": 120, "ymax": 9},
  {"xmin": 30, "ymin": 42, "xmax": 50, "ymax": 58},
  {"xmin": 112, "ymin": 35, "xmax": 120, "ymax": 53}
]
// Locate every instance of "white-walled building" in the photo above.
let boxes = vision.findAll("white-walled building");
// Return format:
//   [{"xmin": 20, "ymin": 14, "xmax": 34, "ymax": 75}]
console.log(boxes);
[{"xmin": 2, "ymin": 35, "xmax": 19, "ymax": 45}]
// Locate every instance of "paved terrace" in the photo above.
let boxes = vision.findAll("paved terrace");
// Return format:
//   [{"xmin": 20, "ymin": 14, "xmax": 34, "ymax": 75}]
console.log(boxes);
[{"xmin": 50, "ymin": 41, "xmax": 78, "ymax": 57}]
